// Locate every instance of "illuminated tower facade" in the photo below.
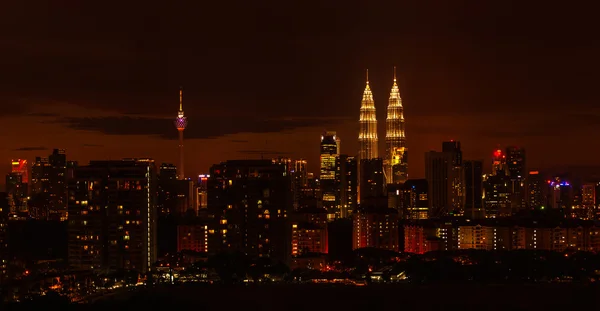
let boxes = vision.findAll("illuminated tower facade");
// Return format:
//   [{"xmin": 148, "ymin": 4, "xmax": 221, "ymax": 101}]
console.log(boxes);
[
  {"xmin": 174, "ymin": 88, "xmax": 188, "ymax": 180},
  {"xmin": 385, "ymin": 67, "xmax": 407, "ymax": 185},
  {"xmin": 320, "ymin": 132, "xmax": 339, "ymax": 219},
  {"xmin": 358, "ymin": 69, "xmax": 378, "ymax": 162}
]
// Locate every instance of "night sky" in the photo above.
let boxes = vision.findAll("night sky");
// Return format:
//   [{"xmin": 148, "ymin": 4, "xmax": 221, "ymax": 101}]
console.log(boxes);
[{"xmin": 0, "ymin": 2, "xmax": 598, "ymax": 184}]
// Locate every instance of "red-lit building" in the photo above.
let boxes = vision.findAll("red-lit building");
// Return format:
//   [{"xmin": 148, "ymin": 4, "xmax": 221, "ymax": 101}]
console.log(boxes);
[
  {"xmin": 492, "ymin": 149, "xmax": 507, "ymax": 176},
  {"xmin": 12, "ymin": 159, "xmax": 29, "ymax": 184},
  {"xmin": 177, "ymin": 224, "xmax": 208, "ymax": 253},
  {"xmin": 352, "ymin": 208, "xmax": 399, "ymax": 251}
]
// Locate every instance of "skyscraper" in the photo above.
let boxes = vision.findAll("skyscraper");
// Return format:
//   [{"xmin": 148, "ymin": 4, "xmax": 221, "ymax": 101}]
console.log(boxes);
[
  {"xmin": 336, "ymin": 154, "xmax": 357, "ymax": 218},
  {"xmin": 425, "ymin": 151, "xmax": 453, "ymax": 218},
  {"xmin": 174, "ymin": 88, "xmax": 188, "ymax": 180},
  {"xmin": 492, "ymin": 148, "xmax": 507, "ymax": 175},
  {"xmin": 320, "ymin": 132, "xmax": 339, "ymax": 219},
  {"xmin": 359, "ymin": 69, "xmax": 378, "ymax": 162},
  {"xmin": 68, "ymin": 159, "xmax": 158, "ymax": 273},
  {"xmin": 506, "ymin": 146, "xmax": 526, "ymax": 212},
  {"xmin": 385, "ymin": 67, "xmax": 407, "ymax": 185},
  {"xmin": 207, "ymin": 160, "xmax": 292, "ymax": 262},
  {"xmin": 0, "ymin": 192, "xmax": 7, "ymax": 282},
  {"xmin": 527, "ymin": 170, "xmax": 544, "ymax": 209},
  {"xmin": 30, "ymin": 149, "xmax": 68, "ymax": 220},
  {"xmin": 442, "ymin": 141, "xmax": 464, "ymax": 214},
  {"xmin": 464, "ymin": 160, "xmax": 484, "ymax": 219},
  {"xmin": 358, "ymin": 70, "xmax": 378, "ymax": 202}
]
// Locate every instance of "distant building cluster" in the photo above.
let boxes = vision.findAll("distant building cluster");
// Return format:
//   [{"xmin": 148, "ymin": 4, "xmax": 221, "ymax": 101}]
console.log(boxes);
[
  {"xmin": 2, "ymin": 74, "xmax": 600, "ymax": 283},
  {"xmin": 405, "ymin": 218, "xmax": 600, "ymax": 254}
]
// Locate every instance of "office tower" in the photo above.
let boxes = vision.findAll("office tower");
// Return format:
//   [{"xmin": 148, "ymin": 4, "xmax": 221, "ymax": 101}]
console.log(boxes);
[
  {"xmin": 385, "ymin": 67, "xmax": 408, "ymax": 185},
  {"xmin": 358, "ymin": 70, "xmax": 378, "ymax": 161},
  {"xmin": 299, "ymin": 173, "xmax": 320, "ymax": 210},
  {"xmin": 358, "ymin": 70, "xmax": 378, "ymax": 200},
  {"xmin": 197, "ymin": 174, "xmax": 209, "ymax": 211},
  {"xmin": 320, "ymin": 132, "xmax": 339, "ymax": 219},
  {"xmin": 442, "ymin": 141, "xmax": 465, "ymax": 214},
  {"xmin": 359, "ymin": 158, "xmax": 385, "ymax": 205},
  {"xmin": 207, "ymin": 160, "xmax": 292, "ymax": 262},
  {"xmin": 580, "ymin": 183, "xmax": 595, "ymax": 219},
  {"xmin": 291, "ymin": 159, "xmax": 308, "ymax": 211},
  {"xmin": 0, "ymin": 192, "xmax": 7, "ymax": 282},
  {"xmin": 527, "ymin": 171, "xmax": 544, "ymax": 209},
  {"xmin": 30, "ymin": 149, "xmax": 68, "ymax": 220},
  {"xmin": 506, "ymin": 146, "xmax": 526, "ymax": 212},
  {"xmin": 400, "ymin": 179, "xmax": 429, "ymax": 220},
  {"xmin": 158, "ymin": 163, "xmax": 187, "ymax": 216},
  {"xmin": 159, "ymin": 163, "xmax": 178, "ymax": 181},
  {"xmin": 31, "ymin": 156, "xmax": 51, "ymax": 195},
  {"xmin": 425, "ymin": 151, "xmax": 453, "ymax": 217},
  {"xmin": 6, "ymin": 175, "xmax": 26, "ymax": 214},
  {"xmin": 548, "ymin": 178, "xmax": 573, "ymax": 211},
  {"xmin": 464, "ymin": 160, "xmax": 484, "ymax": 219},
  {"xmin": 483, "ymin": 173, "xmax": 511, "ymax": 218},
  {"xmin": 11, "ymin": 159, "xmax": 29, "ymax": 184},
  {"xmin": 492, "ymin": 148, "xmax": 507, "ymax": 175},
  {"xmin": 174, "ymin": 88, "xmax": 188, "ymax": 180},
  {"xmin": 336, "ymin": 154, "xmax": 357, "ymax": 218},
  {"xmin": 506, "ymin": 147, "xmax": 525, "ymax": 179},
  {"xmin": 291, "ymin": 207, "xmax": 328, "ymax": 256},
  {"xmin": 48, "ymin": 149, "xmax": 67, "ymax": 218},
  {"xmin": 68, "ymin": 159, "xmax": 157, "ymax": 273},
  {"xmin": 352, "ymin": 207, "xmax": 399, "ymax": 251}
]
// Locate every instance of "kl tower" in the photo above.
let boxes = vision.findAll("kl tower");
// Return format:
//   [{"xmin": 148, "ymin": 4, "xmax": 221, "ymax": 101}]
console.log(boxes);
[{"xmin": 174, "ymin": 87, "xmax": 188, "ymax": 180}]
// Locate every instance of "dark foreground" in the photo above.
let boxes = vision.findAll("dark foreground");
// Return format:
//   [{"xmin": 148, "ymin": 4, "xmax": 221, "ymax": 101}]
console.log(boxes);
[{"xmin": 83, "ymin": 283, "xmax": 600, "ymax": 310}]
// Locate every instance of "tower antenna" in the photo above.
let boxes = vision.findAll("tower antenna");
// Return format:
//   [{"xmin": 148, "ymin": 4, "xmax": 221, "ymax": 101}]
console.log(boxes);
[
  {"xmin": 366, "ymin": 69, "xmax": 369, "ymax": 84},
  {"xmin": 393, "ymin": 66, "xmax": 396, "ymax": 82},
  {"xmin": 179, "ymin": 86, "xmax": 183, "ymax": 111}
]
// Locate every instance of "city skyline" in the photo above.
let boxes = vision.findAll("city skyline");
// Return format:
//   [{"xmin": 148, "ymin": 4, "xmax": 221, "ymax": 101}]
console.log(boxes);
[{"xmin": 1, "ymin": 2, "xmax": 599, "ymax": 183}]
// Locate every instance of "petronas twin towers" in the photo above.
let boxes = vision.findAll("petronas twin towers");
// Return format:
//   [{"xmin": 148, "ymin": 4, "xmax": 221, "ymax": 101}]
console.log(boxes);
[{"xmin": 358, "ymin": 68, "xmax": 408, "ymax": 185}]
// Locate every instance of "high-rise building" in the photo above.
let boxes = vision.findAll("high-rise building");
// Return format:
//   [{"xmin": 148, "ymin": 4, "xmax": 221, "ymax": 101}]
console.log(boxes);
[
  {"xmin": 483, "ymin": 173, "xmax": 511, "ymax": 218},
  {"xmin": 358, "ymin": 70, "xmax": 378, "ymax": 200},
  {"xmin": 197, "ymin": 174, "xmax": 209, "ymax": 211},
  {"xmin": 159, "ymin": 163, "xmax": 178, "ymax": 181},
  {"xmin": 174, "ymin": 88, "xmax": 188, "ymax": 180},
  {"xmin": 67, "ymin": 159, "xmax": 158, "ymax": 273},
  {"xmin": 385, "ymin": 67, "xmax": 407, "ymax": 185},
  {"xmin": 30, "ymin": 149, "xmax": 68, "ymax": 220},
  {"xmin": 580, "ymin": 183, "xmax": 595, "ymax": 219},
  {"xmin": 0, "ymin": 192, "xmax": 7, "ymax": 282},
  {"xmin": 492, "ymin": 149, "xmax": 507, "ymax": 175},
  {"xmin": 548, "ymin": 178, "xmax": 573, "ymax": 211},
  {"xmin": 358, "ymin": 70, "xmax": 378, "ymax": 162},
  {"xmin": 292, "ymin": 159, "xmax": 308, "ymax": 211},
  {"xmin": 506, "ymin": 146, "xmax": 526, "ymax": 212},
  {"xmin": 291, "ymin": 207, "xmax": 328, "ymax": 256},
  {"xmin": 506, "ymin": 147, "xmax": 526, "ymax": 179},
  {"xmin": 207, "ymin": 160, "xmax": 292, "ymax": 262},
  {"xmin": 6, "ymin": 173, "xmax": 26, "ymax": 213},
  {"xmin": 400, "ymin": 179, "xmax": 429, "ymax": 220},
  {"xmin": 359, "ymin": 158, "xmax": 385, "ymax": 205},
  {"xmin": 425, "ymin": 151, "xmax": 453, "ymax": 218},
  {"xmin": 336, "ymin": 155, "xmax": 357, "ymax": 218},
  {"xmin": 11, "ymin": 159, "xmax": 29, "ymax": 184},
  {"xmin": 320, "ymin": 132, "xmax": 339, "ymax": 219},
  {"xmin": 352, "ymin": 207, "xmax": 399, "ymax": 251},
  {"xmin": 527, "ymin": 171, "xmax": 544, "ymax": 209},
  {"xmin": 442, "ymin": 141, "xmax": 464, "ymax": 214},
  {"xmin": 6, "ymin": 159, "xmax": 29, "ymax": 214},
  {"xmin": 464, "ymin": 160, "xmax": 484, "ymax": 219}
]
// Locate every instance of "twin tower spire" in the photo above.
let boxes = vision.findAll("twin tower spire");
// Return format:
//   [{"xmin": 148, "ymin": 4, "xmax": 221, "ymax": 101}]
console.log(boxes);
[{"xmin": 358, "ymin": 67, "xmax": 408, "ymax": 185}]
